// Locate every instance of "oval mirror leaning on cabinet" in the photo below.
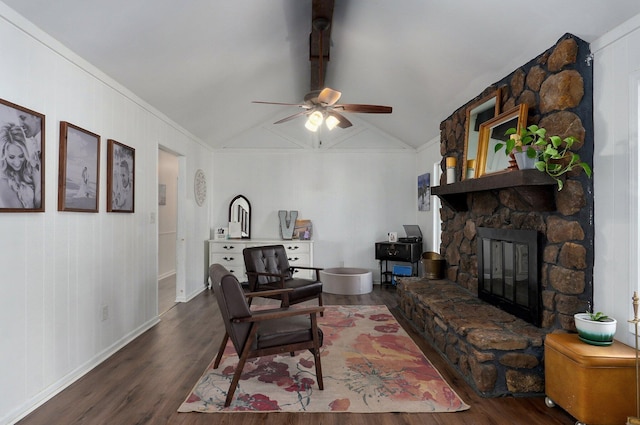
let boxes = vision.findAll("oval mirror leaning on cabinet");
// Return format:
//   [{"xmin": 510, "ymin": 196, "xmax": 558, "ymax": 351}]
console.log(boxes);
[{"xmin": 229, "ymin": 195, "xmax": 251, "ymax": 239}]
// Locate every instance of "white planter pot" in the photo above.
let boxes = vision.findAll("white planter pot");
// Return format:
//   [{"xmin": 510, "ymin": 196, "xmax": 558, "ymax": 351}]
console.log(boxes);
[
  {"xmin": 573, "ymin": 313, "xmax": 617, "ymax": 346},
  {"xmin": 513, "ymin": 150, "xmax": 537, "ymax": 170}
]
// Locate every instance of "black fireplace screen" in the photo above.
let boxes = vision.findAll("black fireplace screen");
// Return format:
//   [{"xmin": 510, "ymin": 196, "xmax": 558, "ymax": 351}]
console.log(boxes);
[{"xmin": 477, "ymin": 227, "xmax": 540, "ymax": 326}]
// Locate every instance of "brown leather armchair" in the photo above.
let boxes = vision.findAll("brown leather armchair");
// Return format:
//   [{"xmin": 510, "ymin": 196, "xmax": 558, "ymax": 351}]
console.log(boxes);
[
  {"xmin": 243, "ymin": 244, "xmax": 323, "ymax": 309},
  {"xmin": 209, "ymin": 264, "xmax": 324, "ymax": 407}
]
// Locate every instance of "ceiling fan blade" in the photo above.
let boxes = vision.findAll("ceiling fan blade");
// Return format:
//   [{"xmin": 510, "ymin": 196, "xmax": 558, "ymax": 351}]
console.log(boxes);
[
  {"xmin": 318, "ymin": 87, "xmax": 342, "ymax": 106},
  {"xmin": 335, "ymin": 104, "xmax": 392, "ymax": 113},
  {"xmin": 252, "ymin": 101, "xmax": 305, "ymax": 107},
  {"xmin": 273, "ymin": 110, "xmax": 309, "ymax": 124},
  {"xmin": 327, "ymin": 110, "xmax": 352, "ymax": 128}
]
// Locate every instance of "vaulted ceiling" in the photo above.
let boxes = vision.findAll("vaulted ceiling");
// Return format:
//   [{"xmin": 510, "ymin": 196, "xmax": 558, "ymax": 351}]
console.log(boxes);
[{"xmin": 3, "ymin": 0, "xmax": 640, "ymax": 150}]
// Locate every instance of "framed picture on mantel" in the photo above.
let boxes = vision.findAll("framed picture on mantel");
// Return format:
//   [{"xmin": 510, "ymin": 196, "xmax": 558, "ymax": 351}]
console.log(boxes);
[{"xmin": 476, "ymin": 104, "xmax": 528, "ymax": 178}]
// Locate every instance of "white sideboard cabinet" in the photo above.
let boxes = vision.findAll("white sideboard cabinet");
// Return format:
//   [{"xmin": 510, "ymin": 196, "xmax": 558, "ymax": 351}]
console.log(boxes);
[{"xmin": 208, "ymin": 239, "xmax": 315, "ymax": 282}]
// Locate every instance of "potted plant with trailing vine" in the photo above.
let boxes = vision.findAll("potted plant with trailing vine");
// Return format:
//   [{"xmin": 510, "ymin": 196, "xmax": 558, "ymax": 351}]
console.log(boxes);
[
  {"xmin": 495, "ymin": 124, "xmax": 592, "ymax": 190},
  {"xmin": 573, "ymin": 310, "xmax": 617, "ymax": 346}
]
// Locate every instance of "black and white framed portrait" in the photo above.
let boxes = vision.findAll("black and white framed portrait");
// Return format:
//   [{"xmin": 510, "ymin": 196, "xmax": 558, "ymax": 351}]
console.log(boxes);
[
  {"xmin": 58, "ymin": 121, "xmax": 100, "ymax": 212},
  {"xmin": 0, "ymin": 98, "xmax": 45, "ymax": 212},
  {"xmin": 107, "ymin": 139, "xmax": 135, "ymax": 213}
]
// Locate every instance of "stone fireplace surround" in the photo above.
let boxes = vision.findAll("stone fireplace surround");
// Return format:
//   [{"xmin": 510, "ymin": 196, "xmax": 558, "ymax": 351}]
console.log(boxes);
[{"xmin": 399, "ymin": 34, "xmax": 594, "ymax": 397}]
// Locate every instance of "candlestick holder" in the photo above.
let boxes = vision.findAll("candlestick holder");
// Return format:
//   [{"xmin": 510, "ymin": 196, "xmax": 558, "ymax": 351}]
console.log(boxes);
[{"xmin": 628, "ymin": 291, "xmax": 640, "ymax": 425}]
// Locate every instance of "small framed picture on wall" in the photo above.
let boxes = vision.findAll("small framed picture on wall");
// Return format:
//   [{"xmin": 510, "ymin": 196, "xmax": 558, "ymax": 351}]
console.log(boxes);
[
  {"xmin": 58, "ymin": 121, "xmax": 100, "ymax": 213},
  {"xmin": 107, "ymin": 139, "xmax": 135, "ymax": 213},
  {"xmin": 418, "ymin": 172, "xmax": 431, "ymax": 212}
]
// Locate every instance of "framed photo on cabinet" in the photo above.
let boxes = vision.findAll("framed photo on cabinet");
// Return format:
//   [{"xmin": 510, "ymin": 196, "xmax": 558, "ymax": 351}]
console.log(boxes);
[
  {"xmin": 0, "ymin": 98, "xmax": 45, "ymax": 212},
  {"xmin": 107, "ymin": 139, "xmax": 135, "ymax": 213},
  {"xmin": 58, "ymin": 121, "xmax": 100, "ymax": 212}
]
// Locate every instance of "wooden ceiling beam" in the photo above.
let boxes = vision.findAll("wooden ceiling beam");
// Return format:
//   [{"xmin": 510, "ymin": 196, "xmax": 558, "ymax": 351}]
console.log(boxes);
[{"xmin": 309, "ymin": 0, "xmax": 334, "ymax": 91}]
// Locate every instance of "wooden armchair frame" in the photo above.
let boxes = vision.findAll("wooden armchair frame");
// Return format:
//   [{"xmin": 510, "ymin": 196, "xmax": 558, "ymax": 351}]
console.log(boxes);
[{"xmin": 210, "ymin": 268, "xmax": 324, "ymax": 407}]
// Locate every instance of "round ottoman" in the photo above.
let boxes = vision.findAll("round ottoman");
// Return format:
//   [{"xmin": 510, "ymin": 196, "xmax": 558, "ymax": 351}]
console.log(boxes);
[{"xmin": 320, "ymin": 267, "xmax": 373, "ymax": 295}]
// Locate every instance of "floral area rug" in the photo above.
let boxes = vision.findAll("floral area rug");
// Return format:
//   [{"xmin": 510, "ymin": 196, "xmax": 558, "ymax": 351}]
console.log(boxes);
[{"xmin": 178, "ymin": 304, "xmax": 470, "ymax": 413}]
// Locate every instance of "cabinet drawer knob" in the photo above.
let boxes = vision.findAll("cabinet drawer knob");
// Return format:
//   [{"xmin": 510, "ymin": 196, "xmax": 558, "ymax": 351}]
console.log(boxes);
[{"xmin": 223, "ymin": 256, "xmax": 234, "ymax": 261}]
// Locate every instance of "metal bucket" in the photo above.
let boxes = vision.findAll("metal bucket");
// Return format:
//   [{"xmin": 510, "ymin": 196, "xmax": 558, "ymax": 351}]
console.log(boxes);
[{"xmin": 421, "ymin": 252, "xmax": 445, "ymax": 279}]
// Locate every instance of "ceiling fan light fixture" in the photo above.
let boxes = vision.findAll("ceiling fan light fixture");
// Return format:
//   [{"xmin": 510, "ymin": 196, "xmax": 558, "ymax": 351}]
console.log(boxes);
[
  {"xmin": 325, "ymin": 114, "xmax": 340, "ymax": 130},
  {"xmin": 305, "ymin": 110, "xmax": 324, "ymax": 131}
]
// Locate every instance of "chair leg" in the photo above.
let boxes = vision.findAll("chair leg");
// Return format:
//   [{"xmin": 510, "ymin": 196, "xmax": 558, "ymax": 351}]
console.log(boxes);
[
  {"xmin": 214, "ymin": 332, "xmax": 229, "ymax": 369},
  {"xmin": 224, "ymin": 324, "xmax": 259, "ymax": 407},
  {"xmin": 313, "ymin": 347, "xmax": 324, "ymax": 390},
  {"xmin": 310, "ymin": 314, "xmax": 324, "ymax": 390},
  {"xmin": 225, "ymin": 354, "xmax": 248, "ymax": 407},
  {"xmin": 318, "ymin": 293, "xmax": 324, "ymax": 317}
]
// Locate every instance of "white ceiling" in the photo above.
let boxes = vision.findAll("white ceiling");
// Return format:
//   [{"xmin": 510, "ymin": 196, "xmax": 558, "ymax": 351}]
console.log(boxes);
[{"xmin": 3, "ymin": 0, "xmax": 640, "ymax": 149}]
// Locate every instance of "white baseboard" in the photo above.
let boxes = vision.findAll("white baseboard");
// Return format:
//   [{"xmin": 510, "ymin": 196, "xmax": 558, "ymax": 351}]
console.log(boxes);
[
  {"xmin": 158, "ymin": 270, "xmax": 176, "ymax": 280},
  {"xmin": 3, "ymin": 317, "xmax": 160, "ymax": 425}
]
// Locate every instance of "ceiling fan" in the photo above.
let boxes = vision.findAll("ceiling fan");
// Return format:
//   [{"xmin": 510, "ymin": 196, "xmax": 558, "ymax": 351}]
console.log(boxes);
[
  {"xmin": 252, "ymin": 0, "xmax": 392, "ymax": 132},
  {"xmin": 253, "ymin": 87, "xmax": 392, "ymax": 131}
]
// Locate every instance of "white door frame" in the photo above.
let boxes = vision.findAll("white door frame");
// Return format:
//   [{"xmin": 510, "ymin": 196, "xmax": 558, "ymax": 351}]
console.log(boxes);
[
  {"xmin": 174, "ymin": 155, "xmax": 187, "ymax": 302},
  {"xmin": 158, "ymin": 145, "xmax": 187, "ymax": 304}
]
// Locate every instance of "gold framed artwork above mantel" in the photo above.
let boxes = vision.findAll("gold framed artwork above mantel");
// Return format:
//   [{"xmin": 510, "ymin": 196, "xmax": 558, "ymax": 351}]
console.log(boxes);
[
  {"xmin": 462, "ymin": 88, "xmax": 501, "ymax": 181},
  {"xmin": 475, "ymin": 103, "xmax": 529, "ymax": 178}
]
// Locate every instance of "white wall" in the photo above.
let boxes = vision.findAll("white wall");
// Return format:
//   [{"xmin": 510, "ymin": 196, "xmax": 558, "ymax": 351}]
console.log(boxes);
[
  {"xmin": 592, "ymin": 14, "xmax": 640, "ymax": 347},
  {"xmin": 416, "ymin": 136, "xmax": 442, "ymax": 254},
  {"xmin": 211, "ymin": 149, "xmax": 421, "ymax": 280},
  {"xmin": 0, "ymin": 5, "xmax": 212, "ymax": 424},
  {"xmin": 158, "ymin": 149, "xmax": 178, "ymax": 279}
]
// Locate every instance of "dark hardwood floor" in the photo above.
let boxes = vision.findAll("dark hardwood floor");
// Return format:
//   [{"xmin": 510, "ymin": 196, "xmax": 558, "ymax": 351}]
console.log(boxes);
[
  {"xmin": 158, "ymin": 274, "xmax": 177, "ymax": 315},
  {"xmin": 17, "ymin": 286, "xmax": 576, "ymax": 425}
]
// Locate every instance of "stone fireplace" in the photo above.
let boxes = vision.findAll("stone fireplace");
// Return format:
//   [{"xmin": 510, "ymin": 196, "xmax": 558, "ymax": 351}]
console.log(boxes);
[
  {"xmin": 398, "ymin": 33, "xmax": 595, "ymax": 397},
  {"xmin": 436, "ymin": 33, "xmax": 594, "ymax": 333}
]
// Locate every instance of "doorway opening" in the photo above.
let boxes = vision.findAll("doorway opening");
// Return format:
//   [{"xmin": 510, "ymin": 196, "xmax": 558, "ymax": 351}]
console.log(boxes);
[{"xmin": 158, "ymin": 148, "xmax": 184, "ymax": 314}]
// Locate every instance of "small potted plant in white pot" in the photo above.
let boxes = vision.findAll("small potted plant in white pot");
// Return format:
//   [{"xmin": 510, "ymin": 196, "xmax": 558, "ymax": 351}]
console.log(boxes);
[
  {"xmin": 573, "ymin": 310, "xmax": 617, "ymax": 346},
  {"xmin": 494, "ymin": 128, "xmax": 539, "ymax": 170},
  {"xmin": 495, "ymin": 125, "xmax": 592, "ymax": 190}
]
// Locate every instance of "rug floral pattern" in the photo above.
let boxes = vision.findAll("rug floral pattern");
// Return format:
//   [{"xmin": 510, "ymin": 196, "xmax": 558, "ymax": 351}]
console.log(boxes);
[{"xmin": 178, "ymin": 305, "xmax": 470, "ymax": 413}]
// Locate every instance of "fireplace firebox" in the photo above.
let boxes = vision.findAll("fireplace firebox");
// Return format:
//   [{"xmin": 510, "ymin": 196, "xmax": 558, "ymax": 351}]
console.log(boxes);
[{"xmin": 477, "ymin": 227, "xmax": 541, "ymax": 326}]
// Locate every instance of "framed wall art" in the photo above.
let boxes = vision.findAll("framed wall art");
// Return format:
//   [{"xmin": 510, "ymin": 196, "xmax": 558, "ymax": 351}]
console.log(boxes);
[
  {"xmin": 0, "ymin": 98, "xmax": 45, "ymax": 212},
  {"xmin": 475, "ymin": 104, "xmax": 529, "ymax": 178},
  {"xmin": 107, "ymin": 139, "xmax": 135, "ymax": 213},
  {"xmin": 418, "ymin": 172, "xmax": 430, "ymax": 211},
  {"xmin": 58, "ymin": 121, "xmax": 100, "ymax": 212}
]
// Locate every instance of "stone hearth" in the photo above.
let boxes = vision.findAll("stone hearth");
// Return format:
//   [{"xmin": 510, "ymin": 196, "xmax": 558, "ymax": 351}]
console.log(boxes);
[{"xmin": 398, "ymin": 277, "xmax": 545, "ymax": 396}]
